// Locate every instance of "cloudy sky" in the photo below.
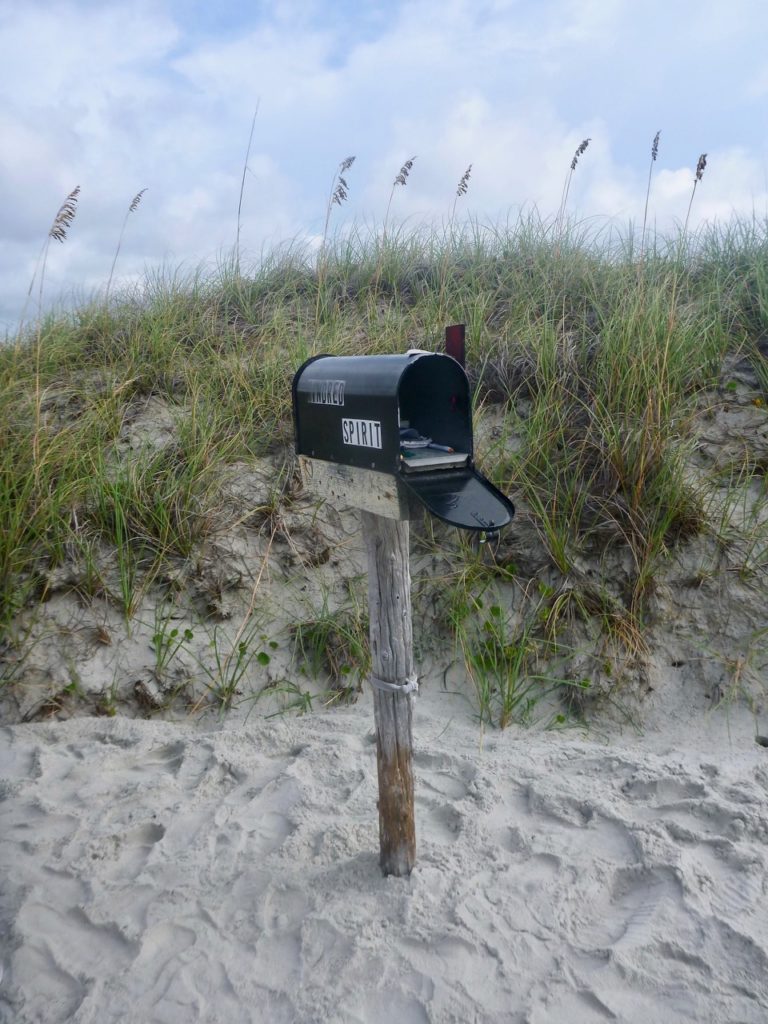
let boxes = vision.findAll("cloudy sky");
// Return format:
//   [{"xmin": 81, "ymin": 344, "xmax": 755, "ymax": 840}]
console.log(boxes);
[{"xmin": 2, "ymin": 0, "xmax": 767, "ymax": 330}]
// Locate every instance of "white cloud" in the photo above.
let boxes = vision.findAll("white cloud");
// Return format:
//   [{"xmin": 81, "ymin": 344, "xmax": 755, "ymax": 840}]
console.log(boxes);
[
  {"xmin": 0, "ymin": 1, "xmax": 179, "ymax": 105},
  {"xmin": 2, "ymin": 0, "xmax": 768, "ymax": 330}
]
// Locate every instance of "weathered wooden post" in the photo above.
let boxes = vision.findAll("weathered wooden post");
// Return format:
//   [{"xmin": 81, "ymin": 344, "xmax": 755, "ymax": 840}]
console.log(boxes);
[
  {"xmin": 292, "ymin": 345, "xmax": 514, "ymax": 877},
  {"xmin": 361, "ymin": 511, "xmax": 416, "ymax": 876}
]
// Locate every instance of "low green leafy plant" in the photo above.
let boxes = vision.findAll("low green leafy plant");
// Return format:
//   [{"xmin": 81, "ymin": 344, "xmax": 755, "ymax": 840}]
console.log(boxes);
[
  {"xmin": 97, "ymin": 670, "xmax": 121, "ymax": 718},
  {"xmin": 460, "ymin": 601, "xmax": 588, "ymax": 729},
  {"xmin": 265, "ymin": 680, "xmax": 315, "ymax": 717},
  {"xmin": 150, "ymin": 604, "xmax": 194, "ymax": 681},
  {"xmin": 292, "ymin": 596, "xmax": 369, "ymax": 701},
  {"xmin": 195, "ymin": 620, "xmax": 273, "ymax": 710}
]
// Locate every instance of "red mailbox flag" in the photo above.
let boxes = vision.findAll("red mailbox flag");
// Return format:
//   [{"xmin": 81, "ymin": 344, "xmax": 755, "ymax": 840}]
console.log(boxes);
[{"xmin": 445, "ymin": 323, "xmax": 465, "ymax": 368}]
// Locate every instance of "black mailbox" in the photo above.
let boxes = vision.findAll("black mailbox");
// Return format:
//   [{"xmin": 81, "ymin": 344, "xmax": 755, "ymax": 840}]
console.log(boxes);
[{"xmin": 292, "ymin": 352, "xmax": 514, "ymax": 532}]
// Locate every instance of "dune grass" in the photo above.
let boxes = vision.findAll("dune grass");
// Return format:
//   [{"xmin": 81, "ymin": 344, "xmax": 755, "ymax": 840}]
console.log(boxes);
[{"xmin": 2, "ymin": 213, "xmax": 768, "ymax": 720}]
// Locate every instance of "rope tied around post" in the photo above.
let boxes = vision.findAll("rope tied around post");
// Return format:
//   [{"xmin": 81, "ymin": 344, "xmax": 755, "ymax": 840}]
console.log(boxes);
[{"xmin": 369, "ymin": 674, "xmax": 419, "ymax": 696}]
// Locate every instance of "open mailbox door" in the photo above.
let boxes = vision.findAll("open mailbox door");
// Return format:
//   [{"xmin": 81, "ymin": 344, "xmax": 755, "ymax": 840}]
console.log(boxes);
[
  {"xmin": 399, "ymin": 467, "xmax": 513, "ymax": 532},
  {"xmin": 292, "ymin": 352, "xmax": 514, "ymax": 532}
]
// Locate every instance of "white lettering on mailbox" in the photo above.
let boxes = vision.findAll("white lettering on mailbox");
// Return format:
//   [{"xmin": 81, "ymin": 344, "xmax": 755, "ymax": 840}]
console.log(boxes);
[
  {"xmin": 309, "ymin": 379, "xmax": 346, "ymax": 406},
  {"xmin": 341, "ymin": 418, "xmax": 383, "ymax": 449}
]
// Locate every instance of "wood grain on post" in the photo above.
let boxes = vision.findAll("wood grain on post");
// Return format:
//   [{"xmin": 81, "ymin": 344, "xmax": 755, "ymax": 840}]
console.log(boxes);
[{"xmin": 361, "ymin": 510, "xmax": 416, "ymax": 877}]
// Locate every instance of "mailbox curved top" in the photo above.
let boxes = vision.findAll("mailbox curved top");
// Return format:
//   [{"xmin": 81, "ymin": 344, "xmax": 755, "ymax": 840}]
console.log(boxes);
[{"xmin": 296, "ymin": 352, "xmax": 449, "ymax": 400}]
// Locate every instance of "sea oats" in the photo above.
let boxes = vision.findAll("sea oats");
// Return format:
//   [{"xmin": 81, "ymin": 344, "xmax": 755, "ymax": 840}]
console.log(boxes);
[
  {"xmin": 106, "ymin": 187, "xmax": 149, "ymax": 301},
  {"xmin": 236, "ymin": 101, "xmax": 261, "ymax": 271},
  {"xmin": 570, "ymin": 138, "xmax": 591, "ymax": 172},
  {"xmin": 451, "ymin": 164, "xmax": 473, "ymax": 223},
  {"xmin": 683, "ymin": 152, "xmax": 708, "ymax": 240},
  {"xmin": 322, "ymin": 155, "xmax": 356, "ymax": 246},
  {"xmin": 49, "ymin": 186, "xmax": 81, "ymax": 243},
  {"xmin": 393, "ymin": 156, "xmax": 416, "ymax": 187},
  {"xmin": 383, "ymin": 156, "xmax": 417, "ymax": 240},
  {"xmin": 557, "ymin": 138, "xmax": 592, "ymax": 242},
  {"xmin": 129, "ymin": 188, "xmax": 148, "ymax": 213},
  {"xmin": 455, "ymin": 165, "xmax": 472, "ymax": 199},
  {"xmin": 641, "ymin": 131, "xmax": 662, "ymax": 260}
]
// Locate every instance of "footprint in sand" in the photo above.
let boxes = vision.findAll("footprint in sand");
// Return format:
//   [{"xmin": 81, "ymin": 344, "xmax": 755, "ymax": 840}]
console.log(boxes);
[
  {"xmin": 130, "ymin": 920, "xmax": 198, "ymax": 992},
  {"xmin": 412, "ymin": 751, "xmax": 481, "ymax": 847},
  {"xmin": 621, "ymin": 775, "xmax": 761, "ymax": 908},
  {"xmin": 573, "ymin": 865, "xmax": 681, "ymax": 951},
  {"xmin": 414, "ymin": 748, "xmax": 476, "ymax": 774},
  {"xmin": 174, "ymin": 741, "xmax": 245, "ymax": 793},
  {"xmin": 419, "ymin": 770, "xmax": 471, "ymax": 801},
  {"xmin": 350, "ymin": 988, "xmax": 430, "ymax": 1024},
  {"xmin": 261, "ymin": 882, "xmax": 310, "ymax": 935},
  {"xmin": 9, "ymin": 901, "xmax": 139, "ymax": 1022},
  {"xmin": 680, "ymin": 841, "xmax": 766, "ymax": 920},
  {"xmin": 5, "ymin": 939, "xmax": 87, "ymax": 1024},
  {"xmin": 417, "ymin": 800, "xmax": 464, "ymax": 846},
  {"xmin": 657, "ymin": 796, "xmax": 755, "ymax": 842},
  {"xmin": 493, "ymin": 782, "xmax": 638, "ymax": 865},
  {"xmin": 621, "ymin": 775, "xmax": 708, "ymax": 803},
  {"xmin": 85, "ymin": 820, "xmax": 166, "ymax": 881},
  {"xmin": 299, "ymin": 918, "xmax": 355, "ymax": 983},
  {"xmin": 139, "ymin": 739, "xmax": 186, "ymax": 775}
]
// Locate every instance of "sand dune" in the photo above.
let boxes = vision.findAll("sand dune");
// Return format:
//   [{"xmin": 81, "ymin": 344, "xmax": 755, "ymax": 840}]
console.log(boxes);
[{"xmin": 2, "ymin": 688, "xmax": 767, "ymax": 1023}]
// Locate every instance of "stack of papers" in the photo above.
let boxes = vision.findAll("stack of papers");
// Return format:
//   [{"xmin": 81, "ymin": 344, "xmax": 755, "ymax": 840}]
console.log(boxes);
[
  {"xmin": 400, "ymin": 448, "xmax": 469, "ymax": 472},
  {"xmin": 399, "ymin": 426, "xmax": 468, "ymax": 471}
]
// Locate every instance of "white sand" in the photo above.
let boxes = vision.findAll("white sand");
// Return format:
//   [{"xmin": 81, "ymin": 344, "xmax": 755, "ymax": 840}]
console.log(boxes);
[{"xmin": 2, "ymin": 687, "xmax": 767, "ymax": 1024}]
